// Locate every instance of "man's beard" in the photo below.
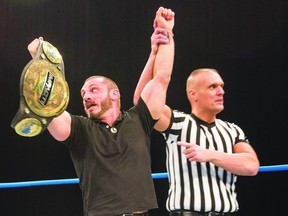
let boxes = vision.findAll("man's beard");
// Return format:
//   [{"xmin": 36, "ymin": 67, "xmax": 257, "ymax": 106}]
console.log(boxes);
[{"xmin": 87, "ymin": 96, "xmax": 112, "ymax": 119}]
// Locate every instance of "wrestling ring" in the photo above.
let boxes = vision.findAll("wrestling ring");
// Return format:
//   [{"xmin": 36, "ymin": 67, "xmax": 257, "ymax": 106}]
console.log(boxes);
[{"xmin": 0, "ymin": 164, "xmax": 287, "ymax": 188}]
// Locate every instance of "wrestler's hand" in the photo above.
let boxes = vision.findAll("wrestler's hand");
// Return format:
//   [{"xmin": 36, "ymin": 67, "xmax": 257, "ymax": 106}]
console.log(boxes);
[
  {"xmin": 151, "ymin": 26, "xmax": 170, "ymax": 54},
  {"xmin": 27, "ymin": 37, "xmax": 44, "ymax": 59},
  {"xmin": 154, "ymin": 7, "xmax": 175, "ymax": 34}
]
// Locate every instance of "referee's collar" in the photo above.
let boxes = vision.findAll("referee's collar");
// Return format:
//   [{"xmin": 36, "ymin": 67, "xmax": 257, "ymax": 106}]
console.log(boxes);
[{"xmin": 190, "ymin": 113, "xmax": 216, "ymax": 127}]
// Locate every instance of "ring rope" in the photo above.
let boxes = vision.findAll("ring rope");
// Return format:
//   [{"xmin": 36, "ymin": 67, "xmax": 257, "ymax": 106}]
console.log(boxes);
[{"xmin": 1, "ymin": 164, "xmax": 287, "ymax": 189}]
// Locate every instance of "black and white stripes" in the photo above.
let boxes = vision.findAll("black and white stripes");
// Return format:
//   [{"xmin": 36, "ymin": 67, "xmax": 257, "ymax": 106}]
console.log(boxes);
[{"xmin": 163, "ymin": 110, "xmax": 249, "ymax": 212}]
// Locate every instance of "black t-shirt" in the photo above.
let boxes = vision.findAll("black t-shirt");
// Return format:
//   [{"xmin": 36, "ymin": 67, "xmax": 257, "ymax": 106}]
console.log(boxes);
[{"xmin": 63, "ymin": 98, "xmax": 158, "ymax": 216}]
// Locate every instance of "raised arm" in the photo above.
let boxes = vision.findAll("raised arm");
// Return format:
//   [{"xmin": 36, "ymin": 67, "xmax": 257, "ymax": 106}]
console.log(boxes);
[
  {"xmin": 27, "ymin": 37, "xmax": 72, "ymax": 141},
  {"xmin": 134, "ymin": 7, "xmax": 175, "ymax": 131},
  {"xmin": 133, "ymin": 22, "xmax": 169, "ymax": 105},
  {"xmin": 135, "ymin": 7, "xmax": 175, "ymax": 119}
]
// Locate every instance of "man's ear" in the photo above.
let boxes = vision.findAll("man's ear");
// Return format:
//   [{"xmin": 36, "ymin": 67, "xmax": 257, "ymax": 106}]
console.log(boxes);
[
  {"xmin": 188, "ymin": 89, "xmax": 197, "ymax": 101},
  {"xmin": 110, "ymin": 89, "xmax": 120, "ymax": 101}
]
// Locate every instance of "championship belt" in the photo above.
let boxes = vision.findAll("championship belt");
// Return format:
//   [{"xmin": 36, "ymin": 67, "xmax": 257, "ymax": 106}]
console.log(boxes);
[{"xmin": 11, "ymin": 40, "xmax": 69, "ymax": 137}]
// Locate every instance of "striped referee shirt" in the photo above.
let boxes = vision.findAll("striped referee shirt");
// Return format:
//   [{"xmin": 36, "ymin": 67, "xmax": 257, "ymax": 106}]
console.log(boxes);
[{"xmin": 162, "ymin": 110, "xmax": 250, "ymax": 213}]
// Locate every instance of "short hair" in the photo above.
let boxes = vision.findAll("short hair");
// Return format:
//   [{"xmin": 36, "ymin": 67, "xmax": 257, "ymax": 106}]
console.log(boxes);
[
  {"xmin": 84, "ymin": 75, "xmax": 119, "ymax": 92},
  {"xmin": 186, "ymin": 68, "xmax": 219, "ymax": 90}
]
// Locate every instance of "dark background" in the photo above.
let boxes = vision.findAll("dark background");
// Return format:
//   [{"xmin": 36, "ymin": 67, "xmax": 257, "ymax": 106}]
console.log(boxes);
[{"xmin": 1, "ymin": 0, "xmax": 288, "ymax": 215}]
